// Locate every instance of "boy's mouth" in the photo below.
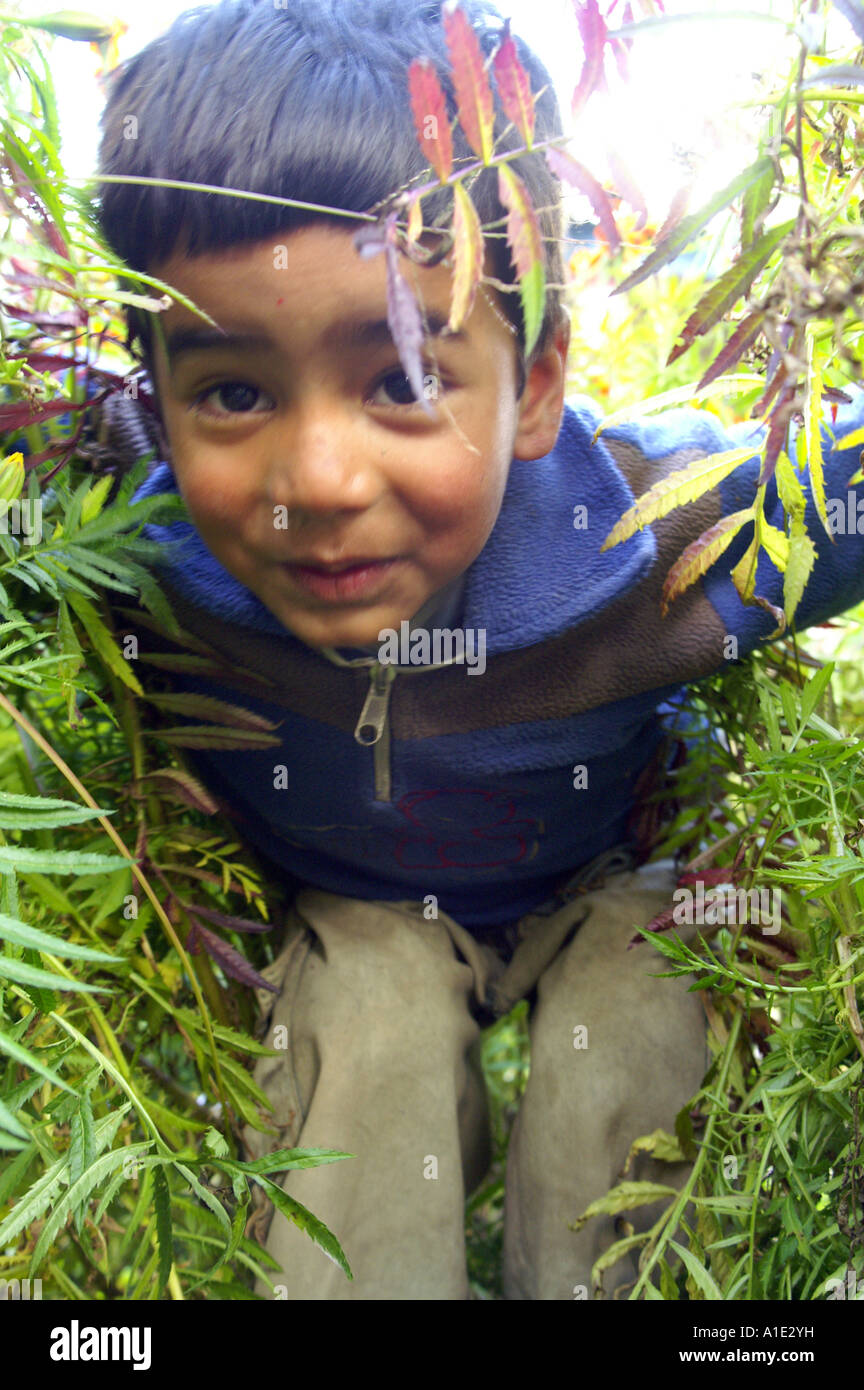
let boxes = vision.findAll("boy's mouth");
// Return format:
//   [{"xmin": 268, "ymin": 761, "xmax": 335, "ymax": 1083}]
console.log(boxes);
[{"xmin": 284, "ymin": 557, "xmax": 403, "ymax": 602}]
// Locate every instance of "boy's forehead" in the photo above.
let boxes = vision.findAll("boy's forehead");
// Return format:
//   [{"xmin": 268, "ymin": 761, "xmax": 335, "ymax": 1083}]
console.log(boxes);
[{"xmin": 151, "ymin": 223, "xmax": 507, "ymax": 352}]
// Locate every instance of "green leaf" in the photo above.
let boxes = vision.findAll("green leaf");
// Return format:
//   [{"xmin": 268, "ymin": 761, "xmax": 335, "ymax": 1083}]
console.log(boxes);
[
  {"xmin": 668, "ymin": 1238, "xmax": 723, "ymax": 1300},
  {"xmin": 0, "ymin": 952, "xmax": 111, "ymax": 993},
  {"xmin": 0, "ymin": 788, "xmax": 113, "ymax": 829},
  {"xmin": 153, "ymin": 1165, "xmax": 174, "ymax": 1294},
  {"xmin": 0, "ymin": 847, "xmax": 133, "ymax": 876},
  {"xmin": 30, "ymin": 1143, "xmax": 152, "ymax": 1275},
  {"xmin": 234, "ymin": 1146, "xmax": 355, "ymax": 1175},
  {"xmin": 235, "ymin": 1166, "xmax": 353, "ymax": 1280},
  {"xmin": 66, "ymin": 591, "xmax": 143, "ymax": 694},
  {"xmin": 740, "ymin": 159, "xmax": 776, "ymax": 247},
  {"xmin": 569, "ymin": 1180, "xmax": 679, "ymax": 1231},
  {"xmin": 660, "ymin": 508, "xmax": 754, "ymax": 615},
  {"xmin": 805, "ymin": 333, "xmax": 831, "ymax": 537},
  {"xmin": 0, "ymin": 1029, "xmax": 73, "ymax": 1094},
  {"xmin": 800, "ymin": 662, "xmax": 834, "ymax": 726},
  {"xmin": 145, "ymin": 693, "xmax": 280, "ymax": 732},
  {"xmin": 144, "ymin": 725, "xmax": 283, "ymax": 750},
  {"xmin": 667, "ymin": 220, "xmax": 793, "ymax": 365},
  {"xmin": 613, "ymin": 158, "xmax": 775, "ymax": 295},
  {"xmin": 0, "ymin": 911, "xmax": 117, "ymax": 962},
  {"xmin": 0, "ymin": 1094, "xmax": 29, "ymax": 1139}
]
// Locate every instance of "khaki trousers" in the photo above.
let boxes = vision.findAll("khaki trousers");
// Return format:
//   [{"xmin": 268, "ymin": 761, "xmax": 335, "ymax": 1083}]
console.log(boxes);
[{"xmin": 241, "ymin": 859, "xmax": 708, "ymax": 1300}]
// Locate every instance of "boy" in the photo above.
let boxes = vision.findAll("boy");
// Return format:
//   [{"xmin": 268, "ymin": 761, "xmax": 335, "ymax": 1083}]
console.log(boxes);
[{"xmin": 95, "ymin": 0, "xmax": 864, "ymax": 1299}]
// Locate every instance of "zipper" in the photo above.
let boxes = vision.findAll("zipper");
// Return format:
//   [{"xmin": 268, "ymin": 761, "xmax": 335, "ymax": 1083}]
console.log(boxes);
[{"xmin": 353, "ymin": 661, "xmax": 396, "ymax": 802}]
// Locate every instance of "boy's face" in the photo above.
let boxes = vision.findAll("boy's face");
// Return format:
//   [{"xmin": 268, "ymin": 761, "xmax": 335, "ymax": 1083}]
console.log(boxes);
[{"xmin": 150, "ymin": 224, "xmax": 569, "ymax": 650}]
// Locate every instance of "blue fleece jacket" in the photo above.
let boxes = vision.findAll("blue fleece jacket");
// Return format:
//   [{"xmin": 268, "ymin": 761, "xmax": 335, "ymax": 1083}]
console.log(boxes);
[{"xmin": 128, "ymin": 393, "xmax": 864, "ymax": 927}]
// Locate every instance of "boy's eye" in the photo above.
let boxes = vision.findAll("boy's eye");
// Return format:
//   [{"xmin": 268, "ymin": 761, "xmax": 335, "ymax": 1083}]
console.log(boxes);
[
  {"xmin": 370, "ymin": 368, "xmax": 443, "ymax": 409},
  {"xmin": 193, "ymin": 381, "xmax": 274, "ymax": 418}
]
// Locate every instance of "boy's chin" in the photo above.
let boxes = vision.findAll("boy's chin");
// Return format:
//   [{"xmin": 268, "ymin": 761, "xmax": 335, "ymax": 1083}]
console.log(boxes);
[{"xmin": 264, "ymin": 599, "xmax": 415, "ymax": 652}]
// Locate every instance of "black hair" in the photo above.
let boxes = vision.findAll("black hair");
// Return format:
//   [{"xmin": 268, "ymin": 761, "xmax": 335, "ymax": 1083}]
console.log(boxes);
[{"xmin": 96, "ymin": 0, "xmax": 567, "ymax": 393}]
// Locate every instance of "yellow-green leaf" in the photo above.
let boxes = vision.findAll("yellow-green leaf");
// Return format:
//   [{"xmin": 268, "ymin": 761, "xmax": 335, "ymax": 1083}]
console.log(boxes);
[
  {"xmin": 730, "ymin": 533, "xmax": 759, "ymax": 604},
  {"xmin": 760, "ymin": 519, "xmax": 790, "ymax": 572},
  {"xmin": 569, "ymin": 1180, "xmax": 678, "ymax": 1232},
  {"xmin": 20, "ymin": 10, "xmax": 117, "ymax": 42},
  {"xmin": 833, "ymin": 425, "xmax": 864, "ymax": 451},
  {"xmin": 80, "ymin": 475, "xmax": 113, "ymax": 527},
  {"xmin": 784, "ymin": 517, "xmax": 818, "ymax": 624},
  {"xmin": 592, "ymin": 375, "xmax": 763, "ymax": 441},
  {"xmin": 804, "ymin": 349, "xmax": 830, "ymax": 536},
  {"xmin": 498, "ymin": 163, "xmax": 546, "ymax": 358},
  {"xmin": 622, "ymin": 1128, "xmax": 687, "ymax": 1176},
  {"xmin": 449, "ymin": 182, "xmax": 484, "ymax": 332},
  {"xmin": 774, "ymin": 449, "xmax": 806, "ymax": 519},
  {"xmin": 0, "ymin": 453, "xmax": 24, "ymax": 505},
  {"xmin": 601, "ymin": 446, "xmax": 756, "ymax": 552}
]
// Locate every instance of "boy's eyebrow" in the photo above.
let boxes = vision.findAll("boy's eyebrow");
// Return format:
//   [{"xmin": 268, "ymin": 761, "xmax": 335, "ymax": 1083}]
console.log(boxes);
[
  {"xmin": 326, "ymin": 312, "xmax": 467, "ymax": 351},
  {"xmin": 164, "ymin": 312, "xmax": 467, "ymax": 362}
]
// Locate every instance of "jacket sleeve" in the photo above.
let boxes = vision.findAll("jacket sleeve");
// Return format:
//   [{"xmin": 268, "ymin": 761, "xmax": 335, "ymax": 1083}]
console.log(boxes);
[{"xmin": 600, "ymin": 393, "xmax": 864, "ymax": 660}]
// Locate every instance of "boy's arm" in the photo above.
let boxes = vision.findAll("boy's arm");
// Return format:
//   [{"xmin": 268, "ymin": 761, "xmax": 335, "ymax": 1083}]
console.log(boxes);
[{"xmin": 595, "ymin": 394, "xmax": 864, "ymax": 662}]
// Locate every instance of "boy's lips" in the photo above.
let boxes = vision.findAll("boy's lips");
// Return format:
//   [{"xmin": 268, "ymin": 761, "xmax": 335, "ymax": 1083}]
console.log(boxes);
[
  {"xmin": 284, "ymin": 556, "xmax": 403, "ymax": 601},
  {"xmin": 289, "ymin": 555, "xmax": 394, "ymax": 572}
]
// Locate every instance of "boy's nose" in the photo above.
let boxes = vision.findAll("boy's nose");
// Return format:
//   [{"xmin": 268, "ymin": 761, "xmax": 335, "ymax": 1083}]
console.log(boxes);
[{"xmin": 263, "ymin": 408, "xmax": 385, "ymax": 517}]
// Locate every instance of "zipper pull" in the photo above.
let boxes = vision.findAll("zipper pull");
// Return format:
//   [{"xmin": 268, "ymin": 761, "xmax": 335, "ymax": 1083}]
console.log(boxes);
[{"xmin": 354, "ymin": 662, "xmax": 396, "ymax": 746}]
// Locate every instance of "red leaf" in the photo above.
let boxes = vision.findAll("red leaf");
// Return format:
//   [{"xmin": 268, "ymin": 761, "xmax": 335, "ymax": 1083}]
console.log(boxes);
[
  {"xmin": 660, "ymin": 509, "xmax": 754, "ymax": 617},
  {"xmin": 492, "ymin": 24, "xmax": 535, "ymax": 147},
  {"xmin": 758, "ymin": 389, "xmax": 796, "ymax": 486},
  {"xmin": 654, "ymin": 184, "xmax": 691, "ymax": 243},
  {"xmin": 188, "ymin": 920, "xmax": 277, "ymax": 992},
  {"xmin": 545, "ymin": 147, "xmax": 621, "ymax": 251},
  {"xmin": 0, "ymin": 300, "xmax": 85, "ymax": 329},
  {"xmin": 751, "ymin": 362, "xmax": 788, "ymax": 421},
  {"xmin": 627, "ymin": 904, "xmax": 676, "ymax": 948},
  {"xmin": 443, "ymin": 0, "xmax": 495, "ymax": 164},
  {"xmin": 697, "ymin": 311, "xmax": 765, "ymax": 390},
  {"xmin": 0, "ymin": 396, "xmax": 92, "ymax": 430},
  {"xmin": 138, "ymin": 768, "xmax": 220, "ymax": 815},
  {"xmin": 571, "ymin": 0, "xmax": 608, "ymax": 119},
  {"xmin": 408, "ymin": 57, "xmax": 453, "ymax": 182},
  {"xmin": 3, "ymin": 269, "xmax": 74, "ymax": 295}
]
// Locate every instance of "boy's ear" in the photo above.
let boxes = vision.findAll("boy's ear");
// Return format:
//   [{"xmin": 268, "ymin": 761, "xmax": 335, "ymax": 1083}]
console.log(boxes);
[{"xmin": 512, "ymin": 308, "xmax": 571, "ymax": 462}]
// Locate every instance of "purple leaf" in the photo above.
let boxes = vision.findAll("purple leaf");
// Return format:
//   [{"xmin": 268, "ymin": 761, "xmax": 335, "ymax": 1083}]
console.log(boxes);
[
  {"xmin": 830, "ymin": 0, "xmax": 864, "ymax": 44},
  {"xmin": 187, "ymin": 903, "xmax": 272, "ymax": 934},
  {"xmin": 353, "ymin": 220, "xmax": 388, "ymax": 259},
  {"xmin": 384, "ymin": 213, "xmax": 436, "ymax": 420},
  {"xmin": 188, "ymin": 920, "xmax": 278, "ymax": 993}
]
